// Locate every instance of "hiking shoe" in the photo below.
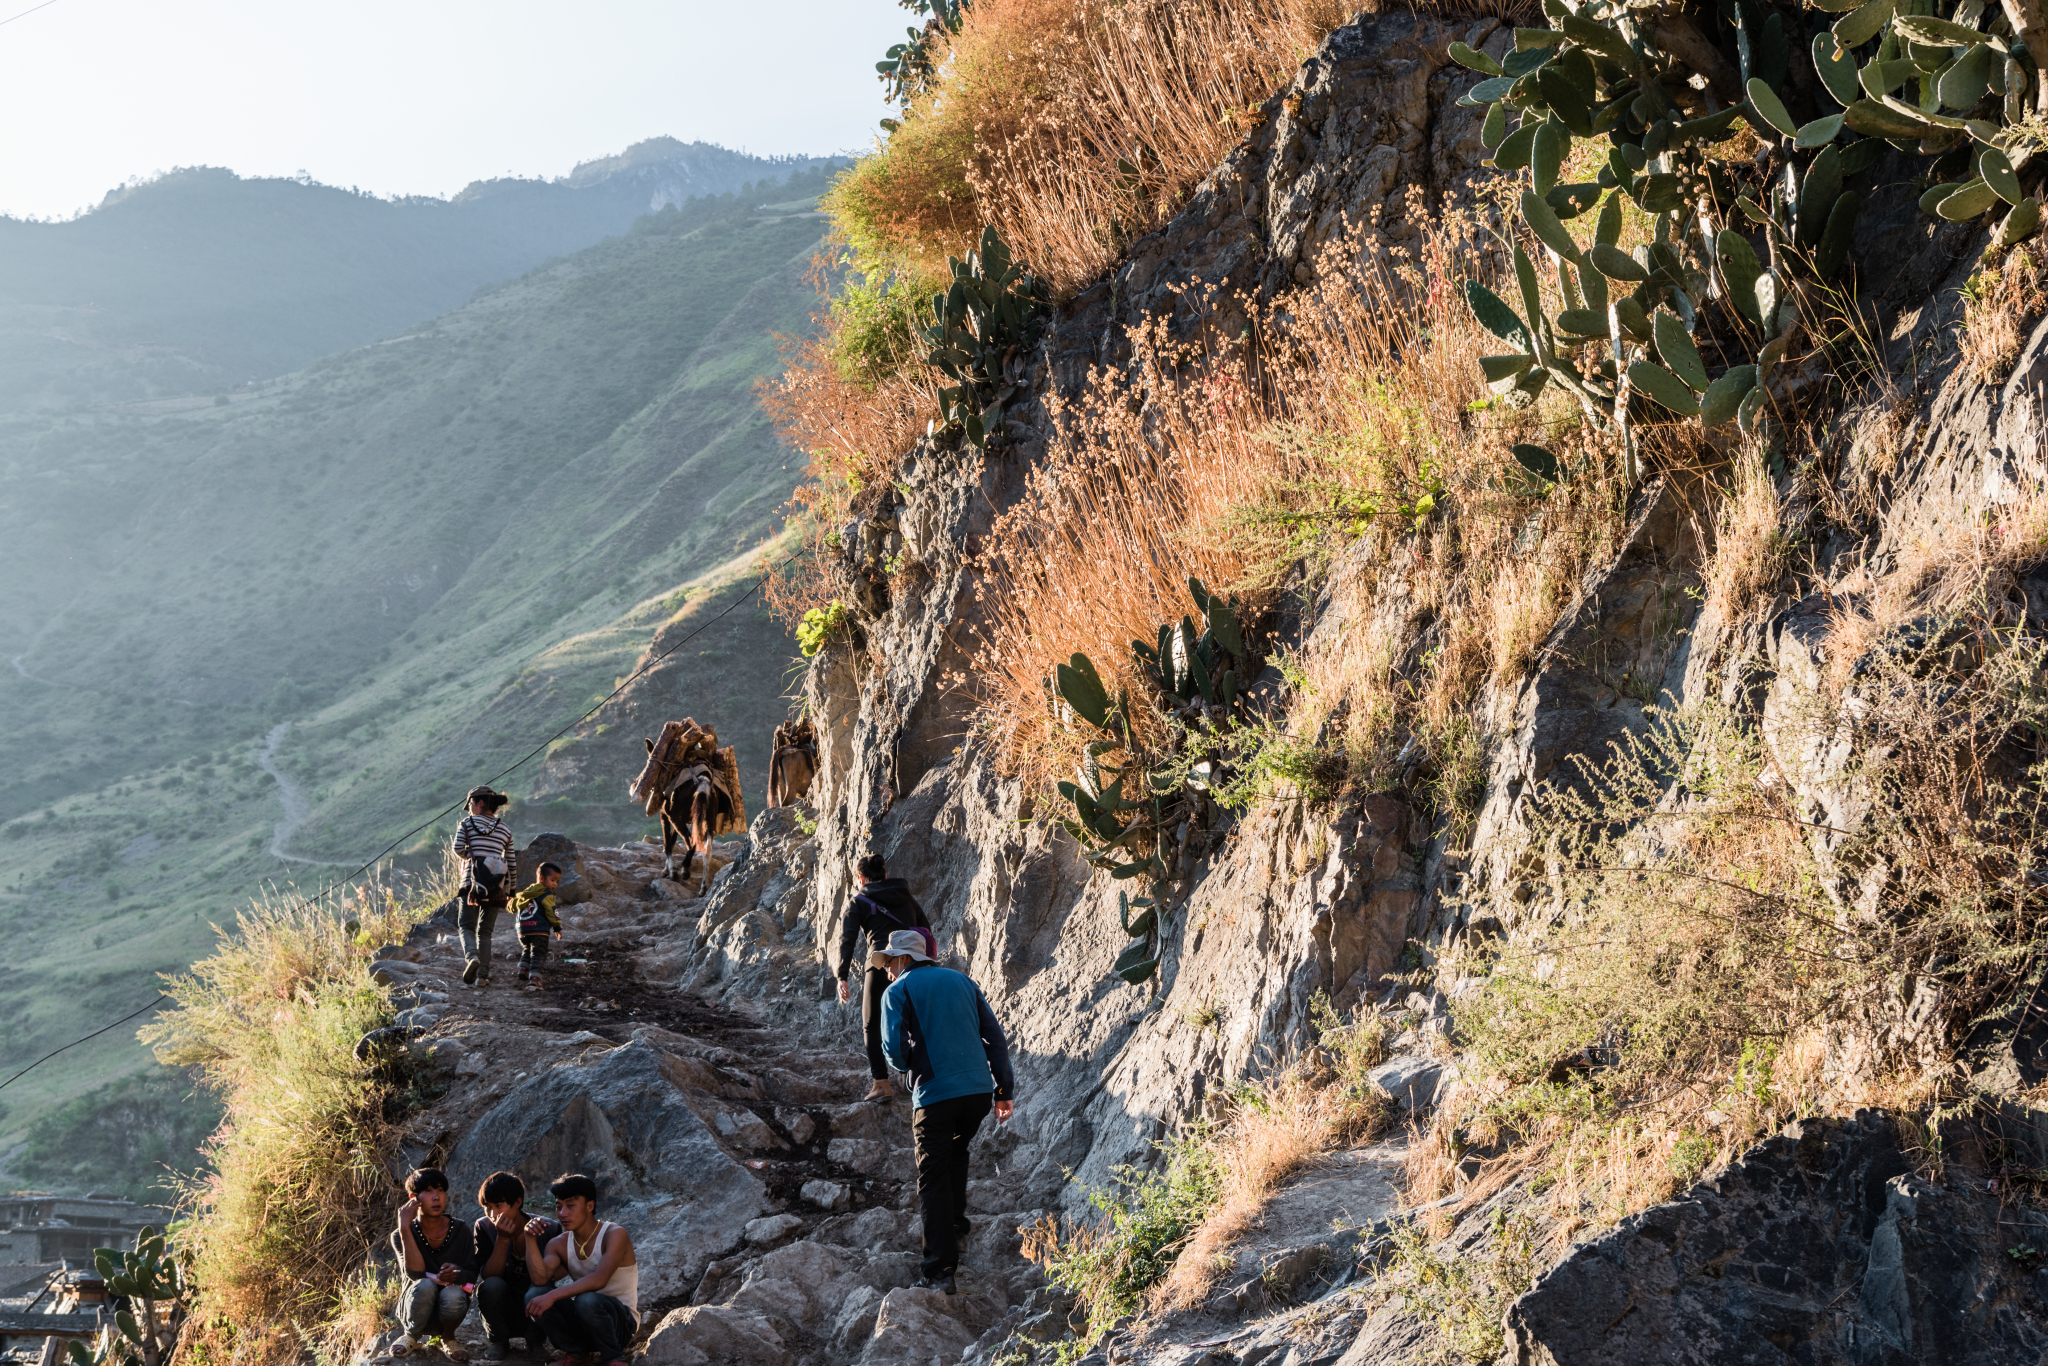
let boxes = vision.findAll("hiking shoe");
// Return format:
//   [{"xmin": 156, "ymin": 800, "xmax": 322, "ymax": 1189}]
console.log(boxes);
[
  {"xmin": 911, "ymin": 1273, "xmax": 957, "ymax": 1295},
  {"xmin": 461, "ymin": 958, "xmax": 481, "ymax": 986},
  {"xmin": 864, "ymin": 1078, "xmax": 894, "ymax": 1102},
  {"xmin": 482, "ymin": 1342, "xmax": 511, "ymax": 1361}
]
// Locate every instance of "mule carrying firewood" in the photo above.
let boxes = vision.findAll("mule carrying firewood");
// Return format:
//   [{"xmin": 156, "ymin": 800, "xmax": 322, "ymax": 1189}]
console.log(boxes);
[
  {"xmin": 629, "ymin": 718, "xmax": 746, "ymax": 891},
  {"xmin": 767, "ymin": 717, "xmax": 818, "ymax": 808}
]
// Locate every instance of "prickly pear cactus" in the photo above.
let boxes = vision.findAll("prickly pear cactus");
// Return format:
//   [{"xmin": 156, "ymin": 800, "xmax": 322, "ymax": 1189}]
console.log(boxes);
[
  {"xmin": 1052, "ymin": 579, "xmax": 1256, "ymax": 985},
  {"xmin": 67, "ymin": 1227, "xmax": 193, "ymax": 1366},
  {"xmin": 919, "ymin": 226, "xmax": 1049, "ymax": 450},
  {"xmin": 1454, "ymin": 0, "xmax": 2043, "ymax": 480}
]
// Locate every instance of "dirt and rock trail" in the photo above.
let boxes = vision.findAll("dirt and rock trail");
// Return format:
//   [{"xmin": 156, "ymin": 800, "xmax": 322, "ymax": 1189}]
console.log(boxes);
[
  {"xmin": 354, "ymin": 811, "xmax": 1436, "ymax": 1366},
  {"xmin": 359, "ymin": 822, "xmax": 1061, "ymax": 1366}
]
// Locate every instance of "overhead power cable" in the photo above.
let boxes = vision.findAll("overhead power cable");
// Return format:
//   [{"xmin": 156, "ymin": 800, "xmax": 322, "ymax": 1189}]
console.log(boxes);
[
  {"xmin": 0, "ymin": 994, "xmax": 169, "ymax": 1091},
  {"xmin": 0, "ymin": 0, "xmax": 66, "ymax": 29},
  {"xmin": 0, "ymin": 547, "xmax": 806, "ymax": 1091}
]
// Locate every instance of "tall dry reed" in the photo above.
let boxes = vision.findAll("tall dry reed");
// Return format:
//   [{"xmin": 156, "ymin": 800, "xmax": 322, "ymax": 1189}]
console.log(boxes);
[
  {"xmin": 143, "ymin": 866, "xmax": 447, "ymax": 1365},
  {"xmin": 832, "ymin": 0, "xmax": 1366, "ymax": 295},
  {"xmin": 968, "ymin": 204, "xmax": 1622, "ymax": 799}
]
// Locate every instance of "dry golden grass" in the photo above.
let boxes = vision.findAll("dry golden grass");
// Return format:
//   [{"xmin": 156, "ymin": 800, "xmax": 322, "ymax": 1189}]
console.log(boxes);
[
  {"xmin": 143, "ymin": 866, "xmax": 448, "ymax": 1366},
  {"xmin": 832, "ymin": 0, "xmax": 1367, "ymax": 294},
  {"xmin": 1152, "ymin": 1018, "xmax": 1392, "ymax": 1313},
  {"xmin": 1700, "ymin": 450, "xmax": 1786, "ymax": 626},
  {"xmin": 1820, "ymin": 481, "xmax": 2048, "ymax": 692},
  {"xmin": 973, "ymin": 0, "xmax": 1357, "ymax": 290},
  {"xmin": 1960, "ymin": 241, "xmax": 2046, "ymax": 382},
  {"xmin": 970, "ymin": 205, "xmax": 1627, "ymax": 805},
  {"xmin": 310, "ymin": 1265, "xmax": 404, "ymax": 1366}
]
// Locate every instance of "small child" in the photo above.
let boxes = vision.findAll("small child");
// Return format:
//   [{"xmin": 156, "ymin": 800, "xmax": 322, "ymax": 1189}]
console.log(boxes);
[{"xmin": 507, "ymin": 862, "xmax": 565, "ymax": 988}]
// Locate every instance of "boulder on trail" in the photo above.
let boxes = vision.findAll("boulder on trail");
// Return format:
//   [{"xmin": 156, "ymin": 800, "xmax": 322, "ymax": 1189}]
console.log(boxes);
[
  {"xmin": 444, "ymin": 1039, "xmax": 765, "ymax": 1300},
  {"xmin": 642, "ymin": 1304, "xmax": 791, "ymax": 1366},
  {"xmin": 520, "ymin": 831, "xmax": 592, "ymax": 905}
]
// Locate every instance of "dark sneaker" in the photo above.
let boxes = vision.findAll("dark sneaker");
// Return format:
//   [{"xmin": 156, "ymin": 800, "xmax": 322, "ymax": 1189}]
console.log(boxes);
[
  {"xmin": 483, "ymin": 1342, "xmax": 511, "ymax": 1362},
  {"xmin": 462, "ymin": 958, "xmax": 481, "ymax": 985},
  {"xmin": 911, "ymin": 1274, "xmax": 957, "ymax": 1295}
]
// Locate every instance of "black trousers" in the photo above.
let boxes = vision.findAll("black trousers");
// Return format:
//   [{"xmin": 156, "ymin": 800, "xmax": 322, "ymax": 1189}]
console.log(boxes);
[
  {"xmin": 475, "ymin": 1276, "xmax": 532, "ymax": 1345},
  {"xmin": 527, "ymin": 1286, "xmax": 635, "ymax": 1362},
  {"xmin": 861, "ymin": 967, "xmax": 892, "ymax": 1080},
  {"xmin": 519, "ymin": 934, "xmax": 551, "ymax": 975},
  {"xmin": 912, "ymin": 1091, "xmax": 992, "ymax": 1278}
]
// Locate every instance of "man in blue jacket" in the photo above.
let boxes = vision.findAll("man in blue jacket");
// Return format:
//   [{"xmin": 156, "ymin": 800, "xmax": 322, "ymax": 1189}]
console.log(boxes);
[{"xmin": 877, "ymin": 928, "xmax": 1016, "ymax": 1294}]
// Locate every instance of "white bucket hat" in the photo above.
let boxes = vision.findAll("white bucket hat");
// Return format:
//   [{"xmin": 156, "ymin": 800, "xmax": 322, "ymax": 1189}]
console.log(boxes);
[{"xmin": 870, "ymin": 928, "xmax": 936, "ymax": 969}]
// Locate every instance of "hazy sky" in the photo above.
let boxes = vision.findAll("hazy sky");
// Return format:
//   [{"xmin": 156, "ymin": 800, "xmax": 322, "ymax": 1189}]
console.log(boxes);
[{"xmin": 0, "ymin": 0, "xmax": 911, "ymax": 220}]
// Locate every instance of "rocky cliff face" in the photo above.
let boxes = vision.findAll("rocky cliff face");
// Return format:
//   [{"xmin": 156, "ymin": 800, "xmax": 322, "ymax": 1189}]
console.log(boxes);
[
  {"xmin": 677, "ymin": 8, "xmax": 2048, "ymax": 1362},
  {"xmin": 369, "ymin": 9, "xmax": 2048, "ymax": 1366}
]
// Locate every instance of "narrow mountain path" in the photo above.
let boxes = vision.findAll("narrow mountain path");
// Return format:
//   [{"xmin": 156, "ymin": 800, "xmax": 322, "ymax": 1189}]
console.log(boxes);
[
  {"xmin": 360, "ymin": 827, "xmax": 1051, "ymax": 1366},
  {"xmin": 257, "ymin": 720, "xmax": 355, "ymax": 866}
]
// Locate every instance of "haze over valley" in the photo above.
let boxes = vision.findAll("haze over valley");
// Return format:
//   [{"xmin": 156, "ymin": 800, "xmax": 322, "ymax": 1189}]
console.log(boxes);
[{"xmin": 0, "ymin": 139, "xmax": 836, "ymax": 1197}]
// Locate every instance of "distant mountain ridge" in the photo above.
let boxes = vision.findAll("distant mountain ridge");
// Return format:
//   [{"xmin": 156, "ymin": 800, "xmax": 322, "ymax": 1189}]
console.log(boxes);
[{"xmin": 0, "ymin": 138, "xmax": 840, "ymax": 412}]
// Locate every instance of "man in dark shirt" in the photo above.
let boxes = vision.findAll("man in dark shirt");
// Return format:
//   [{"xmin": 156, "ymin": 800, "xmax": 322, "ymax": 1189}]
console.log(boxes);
[
  {"xmin": 471, "ymin": 1170, "xmax": 564, "ymax": 1360},
  {"xmin": 390, "ymin": 1167, "xmax": 481, "ymax": 1358},
  {"xmin": 834, "ymin": 853, "xmax": 933, "ymax": 1101}
]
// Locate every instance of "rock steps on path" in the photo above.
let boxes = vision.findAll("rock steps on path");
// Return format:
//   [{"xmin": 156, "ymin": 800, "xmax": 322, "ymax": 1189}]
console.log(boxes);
[{"xmin": 360, "ymin": 827, "xmax": 1054, "ymax": 1366}]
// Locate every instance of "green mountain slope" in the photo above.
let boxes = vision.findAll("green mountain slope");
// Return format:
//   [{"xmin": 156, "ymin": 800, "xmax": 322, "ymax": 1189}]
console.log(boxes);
[
  {"xmin": 0, "ymin": 179, "xmax": 826, "ymax": 1194},
  {"xmin": 0, "ymin": 139, "xmax": 836, "ymax": 412}
]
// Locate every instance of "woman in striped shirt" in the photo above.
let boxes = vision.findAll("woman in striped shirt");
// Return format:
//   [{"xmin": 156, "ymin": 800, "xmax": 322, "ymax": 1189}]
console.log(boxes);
[{"xmin": 455, "ymin": 786, "xmax": 517, "ymax": 986}]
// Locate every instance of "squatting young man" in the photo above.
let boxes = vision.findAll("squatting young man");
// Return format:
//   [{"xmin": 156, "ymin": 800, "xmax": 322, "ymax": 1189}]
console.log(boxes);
[
  {"xmin": 391, "ymin": 1167, "xmax": 481, "ymax": 1359},
  {"xmin": 473, "ymin": 1169, "xmax": 564, "ymax": 1360},
  {"xmin": 521, "ymin": 1173, "xmax": 639, "ymax": 1366}
]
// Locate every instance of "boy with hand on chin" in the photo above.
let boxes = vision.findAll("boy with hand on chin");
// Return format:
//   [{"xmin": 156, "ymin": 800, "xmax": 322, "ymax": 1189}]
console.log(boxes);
[
  {"xmin": 472, "ymin": 1170, "xmax": 563, "ymax": 1361},
  {"xmin": 521, "ymin": 1173, "xmax": 639, "ymax": 1366},
  {"xmin": 391, "ymin": 1167, "xmax": 481, "ymax": 1360}
]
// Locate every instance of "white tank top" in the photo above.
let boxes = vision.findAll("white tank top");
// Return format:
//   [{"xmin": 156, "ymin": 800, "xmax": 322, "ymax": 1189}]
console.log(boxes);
[{"xmin": 560, "ymin": 1220, "xmax": 639, "ymax": 1322}]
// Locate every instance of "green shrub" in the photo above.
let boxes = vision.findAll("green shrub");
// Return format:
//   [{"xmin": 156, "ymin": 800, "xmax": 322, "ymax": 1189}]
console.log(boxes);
[
  {"xmin": 1385, "ymin": 1207, "xmax": 1537, "ymax": 1365},
  {"xmin": 797, "ymin": 602, "xmax": 851, "ymax": 657},
  {"xmin": 828, "ymin": 266, "xmax": 937, "ymax": 389},
  {"xmin": 1030, "ymin": 1133, "xmax": 1224, "ymax": 1348}
]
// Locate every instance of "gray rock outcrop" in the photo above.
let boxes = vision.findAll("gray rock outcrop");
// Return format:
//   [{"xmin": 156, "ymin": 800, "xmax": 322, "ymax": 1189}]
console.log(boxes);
[
  {"xmin": 1508, "ymin": 1113, "xmax": 2048, "ymax": 1364},
  {"xmin": 444, "ymin": 1040, "xmax": 765, "ymax": 1301},
  {"xmin": 454, "ymin": 8, "xmax": 2048, "ymax": 1366}
]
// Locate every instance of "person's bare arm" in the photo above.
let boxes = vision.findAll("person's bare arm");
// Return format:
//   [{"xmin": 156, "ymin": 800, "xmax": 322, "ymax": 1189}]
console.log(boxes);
[
  {"xmin": 523, "ymin": 1224, "xmax": 562, "ymax": 1290},
  {"xmin": 528, "ymin": 1228, "xmax": 628, "ymax": 1314},
  {"xmin": 396, "ymin": 1199, "xmax": 427, "ymax": 1275},
  {"xmin": 478, "ymin": 1218, "xmax": 511, "ymax": 1278}
]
